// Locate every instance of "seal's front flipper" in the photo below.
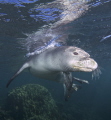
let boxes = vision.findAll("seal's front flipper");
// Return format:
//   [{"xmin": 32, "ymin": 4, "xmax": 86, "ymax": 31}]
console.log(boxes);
[
  {"xmin": 73, "ymin": 77, "xmax": 89, "ymax": 84},
  {"xmin": 63, "ymin": 83, "xmax": 81, "ymax": 101},
  {"xmin": 62, "ymin": 72, "xmax": 81, "ymax": 101},
  {"xmin": 62, "ymin": 72, "xmax": 73, "ymax": 101},
  {"xmin": 63, "ymin": 83, "xmax": 68, "ymax": 101},
  {"xmin": 6, "ymin": 63, "xmax": 30, "ymax": 88}
]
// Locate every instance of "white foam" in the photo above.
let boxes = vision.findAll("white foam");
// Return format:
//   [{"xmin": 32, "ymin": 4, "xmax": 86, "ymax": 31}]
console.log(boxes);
[{"xmin": 26, "ymin": 35, "xmax": 62, "ymax": 57}]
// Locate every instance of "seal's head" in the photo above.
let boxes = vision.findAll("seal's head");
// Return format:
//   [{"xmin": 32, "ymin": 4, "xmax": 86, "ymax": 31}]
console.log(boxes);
[{"xmin": 61, "ymin": 46, "xmax": 98, "ymax": 72}]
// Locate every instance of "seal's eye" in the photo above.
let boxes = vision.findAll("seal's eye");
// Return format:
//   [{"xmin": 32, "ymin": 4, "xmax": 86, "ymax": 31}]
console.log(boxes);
[{"xmin": 73, "ymin": 52, "xmax": 78, "ymax": 55}]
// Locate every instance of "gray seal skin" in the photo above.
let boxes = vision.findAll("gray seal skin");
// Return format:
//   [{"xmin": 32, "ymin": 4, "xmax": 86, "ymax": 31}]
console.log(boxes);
[{"xmin": 6, "ymin": 46, "xmax": 98, "ymax": 100}]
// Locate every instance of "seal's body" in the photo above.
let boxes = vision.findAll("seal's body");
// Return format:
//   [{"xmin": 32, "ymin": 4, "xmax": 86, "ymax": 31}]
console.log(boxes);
[{"xmin": 6, "ymin": 46, "xmax": 98, "ymax": 100}]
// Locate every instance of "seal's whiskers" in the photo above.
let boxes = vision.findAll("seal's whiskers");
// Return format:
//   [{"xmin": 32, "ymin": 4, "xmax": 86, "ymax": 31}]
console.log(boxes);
[{"xmin": 92, "ymin": 66, "xmax": 102, "ymax": 79}]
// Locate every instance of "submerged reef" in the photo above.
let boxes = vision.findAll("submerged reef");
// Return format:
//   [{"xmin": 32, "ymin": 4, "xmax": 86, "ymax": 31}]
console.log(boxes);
[
  {"xmin": 6, "ymin": 84, "xmax": 60, "ymax": 120},
  {"xmin": 0, "ymin": 106, "xmax": 13, "ymax": 120},
  {"xmin": 0, "ymin": 84, "xmax": 68, "ymax": 120},
  {"xmin": 0, "ymin": 84, "xmax": 102, "ymax": 120}
]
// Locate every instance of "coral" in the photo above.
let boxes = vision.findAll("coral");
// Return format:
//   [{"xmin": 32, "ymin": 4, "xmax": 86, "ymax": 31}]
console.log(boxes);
[
  {"xmin": 6, "ymin": 84, "xmax": 59, "ymax": 120},
  {"xmin": 0, "ymin": 106, "xmax": 13, "ymax": 120}
]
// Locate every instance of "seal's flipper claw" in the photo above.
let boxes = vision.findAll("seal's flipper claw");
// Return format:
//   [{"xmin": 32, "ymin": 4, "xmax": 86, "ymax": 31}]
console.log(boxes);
[
  {"xmin": 73, "ymin": 77, "xmax": 89, "ymax": 84},
  {"xmin": 6, "ymin": 63, "xmax": 29, "ymax": 88},
  {"xmin": 72, "ymin": 84, "xmax": 81, "ymax": 91}
]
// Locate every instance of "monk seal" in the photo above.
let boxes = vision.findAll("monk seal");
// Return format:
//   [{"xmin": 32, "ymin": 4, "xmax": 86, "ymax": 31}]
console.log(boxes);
[{"xmin": 6, "ymin": 46, "xmax": 98, "ymax": 100}]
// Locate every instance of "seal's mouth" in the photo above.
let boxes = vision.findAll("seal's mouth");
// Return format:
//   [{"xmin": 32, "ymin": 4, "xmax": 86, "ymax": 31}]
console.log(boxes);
[
  {"xmin": 73, "ymin": 58, "xmax": 98, "ymax": 72},
  {"xmin": 74, "ymin": 67, "xmax": 93, "ymax": 72}
]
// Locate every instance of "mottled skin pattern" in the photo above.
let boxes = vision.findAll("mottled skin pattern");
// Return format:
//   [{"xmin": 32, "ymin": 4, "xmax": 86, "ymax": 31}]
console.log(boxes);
[{"xmin": 6, "ymin": 46, "xmax": 98, "ymax": 100}]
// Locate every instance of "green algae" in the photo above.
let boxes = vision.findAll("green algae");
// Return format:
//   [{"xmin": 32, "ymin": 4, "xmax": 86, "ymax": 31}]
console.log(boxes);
[
  {"xmin": 0, "ymin": 106, "xmax": 13, "ymax": 120},
  {"xmin": 0, "ymin": 84, "xmax": 68, "ymax": 120},
  {"xmin": 6, "ymin": 84, "xmax": 59, "ymax": 120}
]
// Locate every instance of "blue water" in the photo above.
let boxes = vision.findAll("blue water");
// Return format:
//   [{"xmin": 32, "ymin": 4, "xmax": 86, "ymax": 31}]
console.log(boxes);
[{"xmin": 0, "ymin": 0, "xmax": 111, "ymax": 120}]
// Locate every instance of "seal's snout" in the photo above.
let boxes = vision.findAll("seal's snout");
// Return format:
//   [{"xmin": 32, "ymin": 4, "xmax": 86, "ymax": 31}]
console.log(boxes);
[
  {"xmin": 89, "ymin": 58, "xmax": 98, "ymax": 71},
  {"xmin": 70, "ymin": 57, "xmax": 98, "ymax": 72}
]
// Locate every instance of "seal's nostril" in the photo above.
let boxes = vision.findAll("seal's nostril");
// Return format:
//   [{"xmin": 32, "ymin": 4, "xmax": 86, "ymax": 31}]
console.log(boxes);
[{"xmin": 80, "ymin": 57, "xmax": 89, "ymax": 61}]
